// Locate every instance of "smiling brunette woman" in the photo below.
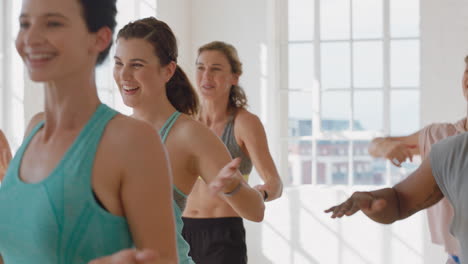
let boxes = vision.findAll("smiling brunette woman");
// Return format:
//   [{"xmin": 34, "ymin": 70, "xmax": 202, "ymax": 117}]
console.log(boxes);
[{"xmin": 0, "ymin": 0, "xmax": 177, "ymax": 263}]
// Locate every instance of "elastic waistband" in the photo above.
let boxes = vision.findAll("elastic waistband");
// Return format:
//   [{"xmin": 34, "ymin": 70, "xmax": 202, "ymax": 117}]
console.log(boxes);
[{"xmin": 182, "ymin": 217, "xmax": 243, "ymax": 229}]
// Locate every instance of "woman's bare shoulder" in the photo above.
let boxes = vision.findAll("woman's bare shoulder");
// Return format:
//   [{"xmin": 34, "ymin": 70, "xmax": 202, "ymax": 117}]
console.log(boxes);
[{"xmin": 104, "ymin": 114, "xmax": 163, "ymax": 154}]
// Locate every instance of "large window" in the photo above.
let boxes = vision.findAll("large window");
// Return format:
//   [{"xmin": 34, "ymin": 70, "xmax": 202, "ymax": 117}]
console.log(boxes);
[
  {"xmin": 1, "ymin": 0, "xmax": 25, "ymax": 151},
  {"xmin": 96, "ymin": 0, "xmax": 157, "ymax": 114},
  {"xmin": 283, "ymin": 0, "xmax": 420, "ymax": 186}
]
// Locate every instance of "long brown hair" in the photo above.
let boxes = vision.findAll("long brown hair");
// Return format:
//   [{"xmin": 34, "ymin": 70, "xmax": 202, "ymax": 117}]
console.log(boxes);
[
  {"xmin": 117, "ymin": 17, "xmax": 199, "ymax": 116},
  {"xmin": 198, "ymin": 41, "xmax": 248, "ymax": 111}
]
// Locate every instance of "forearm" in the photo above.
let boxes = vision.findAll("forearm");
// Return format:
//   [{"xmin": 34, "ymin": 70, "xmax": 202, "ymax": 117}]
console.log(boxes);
[
  {"xmin": 224, "ymin": 181, "xmax": 265, "ymax": 222},
  {"xmin": 366, "ymin": 188, "xmax": 401, "ymax": 224},
  {"xmin": 368, "ymin": 137, "xmax": 386, "ymax": 158},
  {"xmin": 263, "ymin": 178, "xmax": 283, "ymax": 201}
]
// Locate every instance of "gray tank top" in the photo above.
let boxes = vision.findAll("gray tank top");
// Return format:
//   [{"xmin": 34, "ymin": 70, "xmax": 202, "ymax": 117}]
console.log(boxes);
[{"xmin": 221, "ymin": 113, "xmax": 253, "ymax": 179}]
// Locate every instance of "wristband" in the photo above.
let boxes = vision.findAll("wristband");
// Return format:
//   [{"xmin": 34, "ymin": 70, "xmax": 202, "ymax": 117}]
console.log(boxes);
[{"xmin": 223, "ymin": 181, "xmax": 242, "ymax": 197}]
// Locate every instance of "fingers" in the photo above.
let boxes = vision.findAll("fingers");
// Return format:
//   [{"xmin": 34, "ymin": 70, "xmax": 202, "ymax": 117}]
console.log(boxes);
[
  {"xmin": 225, "ymin": 157, "xmax": 242, "ymax": 171},
  {"xmin": 390, "ymin": 158, "xmax": 401, "ymax": 167},
  {"xmin": 135, "ymin": 249, "xmax": 158, "ymax": 262},
  {"xmin": 88, "ymin": 249, "xmax": 157, "ymax": 264},
  {"xmin": 253, "ymin": 184, "xmax": 266, "ymax": 191},
  {"xmin": 324, "ymin": 198, "xmax": 356, "ymax": 218},
  {"xmin": 386, "ymin": 142, "xmax": 419, "ymax": 166},
  {"xmin": 209, "ymin": 158, "xmax": 243, "ymax": 195},
  {"xmin": 325, "ymin": 192, "xmax": 379, "ymax": 218}
]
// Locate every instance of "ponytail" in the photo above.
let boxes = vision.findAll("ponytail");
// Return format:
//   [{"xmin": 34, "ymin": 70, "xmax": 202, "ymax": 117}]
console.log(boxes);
[{"xmin": 167, "ymin": 65, "xmax": 199, "ymax": 116}]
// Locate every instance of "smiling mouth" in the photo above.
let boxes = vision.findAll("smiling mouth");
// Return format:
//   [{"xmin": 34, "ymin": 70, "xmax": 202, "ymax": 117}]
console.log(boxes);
[
  {"xmin": 123, "ymin": 86, "xmax": 139, "ymax": 91},
  {"xmin": 26, "ymin": 53, "xmax": 57, "ymax": 65}
]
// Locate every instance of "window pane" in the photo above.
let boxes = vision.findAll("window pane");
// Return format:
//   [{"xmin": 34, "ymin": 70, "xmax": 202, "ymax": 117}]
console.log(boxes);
[
  {"xmin": 353, "ymin": 141, "xmax": 386, "ymax": 185},
  {"xmin": 352, "ymin": 0, "xmax": 382, "ymax": 39},
  {"xmin": 320, "ymin": 0, "xmax": 350, "ymax": 40},
  {"xmin": 98, "ymin": 89, "xmax": 114, "ymax": 107},
  {"xmin": 288, "ymin": 140, "xmax": 313, "ymax": 185},
  {"xmin": 322, "ymin": 91, "xmax": 350, "ymax": 131},
  {"xmin": 391, "ymin": 40, "xmax": 420, "ymax": 87},
  {"xmin": 317, "ymin": 140, "xmax": 349, "ymax": 185},
  {"xmin": 288, "ymin": 91, "xmax": 313, "ymax": 137},
  {"xmin": 289, "ymin": 0, "xmax": 314, "ymax": 41},
  {"xmin": 390, "ymin": 90, "xmax": 419, "ymax": 135},
  {"xmin": 354, "ymin": 91, "xmax": 383, "ymax": 131},
  {"xmin": 353, "ymin": 41, "xmax": 383, "ymax": 88},
  {"xmin": 289, "ymin": 43, "xmax": 315, "ymax": 90},
  {"xmin": 391, "ymin": 158, "xmax": 420, "ymax": 185},
  {"xmin": 113, "ymin": 92, "xmax": 132, "ymax": 115},
  {"xmin": 390, "ymin": 0, "xmax": 419, "ymax": 38},
  {"xmin": 321, "ymin": 42, "xmax": 351, "ymax": 89}
]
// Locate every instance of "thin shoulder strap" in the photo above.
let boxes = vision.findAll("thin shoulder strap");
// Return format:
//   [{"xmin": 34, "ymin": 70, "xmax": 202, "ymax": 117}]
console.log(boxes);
[{"xmin": 159, "ymin": 112, "xmax": 181, "ymax": 143}]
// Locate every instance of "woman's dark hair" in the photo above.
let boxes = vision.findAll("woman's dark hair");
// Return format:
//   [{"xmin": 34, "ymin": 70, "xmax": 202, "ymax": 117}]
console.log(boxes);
[
  {"xmin": 198, "ymin": 41, "xmax": 248, "ymax": 110},
  {"xmin": 78, "ymin": 0, "xmax": 117, "ymax": 65},
  {"xmin": 117, "ymin": 17, "xmax": 199, "ymax": 116}
]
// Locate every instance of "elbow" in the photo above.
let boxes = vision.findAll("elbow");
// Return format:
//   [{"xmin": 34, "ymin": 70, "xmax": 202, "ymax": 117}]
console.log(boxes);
[
  {"xmin": 252, "ymin": 204, "xmax": 266, "ymax": 222},
  {"xmin": 242, "ymin": 203, "xmax": 265, "ymax": 222}
]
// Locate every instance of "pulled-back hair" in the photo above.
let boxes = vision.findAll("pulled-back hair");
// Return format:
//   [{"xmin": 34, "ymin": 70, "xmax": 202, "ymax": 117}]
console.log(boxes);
[
  {"xmin": 117, "ymin": 17, "xmax": 199, "ymax": 115},
  {"xmin": 198, "ymin": 41, "xmax": 248, "ymax": 110}
]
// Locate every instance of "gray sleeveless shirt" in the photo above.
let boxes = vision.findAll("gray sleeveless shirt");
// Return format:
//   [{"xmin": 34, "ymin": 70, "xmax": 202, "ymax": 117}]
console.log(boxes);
[{"xmin": 221, "ymin": 114, "xmax": 253, "ymax": 178}]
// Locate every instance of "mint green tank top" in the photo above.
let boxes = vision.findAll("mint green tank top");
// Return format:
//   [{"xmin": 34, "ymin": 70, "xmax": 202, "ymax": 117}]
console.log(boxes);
[
  {"xmin": 159, "ymin": 111, "xmax": 194, "ymax": 264},
  {"xmin": 0, "ymin": 104, "xmax": 133, "ymax": 264}
]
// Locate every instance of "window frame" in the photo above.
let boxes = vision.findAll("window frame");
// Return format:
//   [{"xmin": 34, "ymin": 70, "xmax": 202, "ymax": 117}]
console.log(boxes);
[{"xmin": 280, "ymin": 0, "xmax": 421, "ymax": 186}]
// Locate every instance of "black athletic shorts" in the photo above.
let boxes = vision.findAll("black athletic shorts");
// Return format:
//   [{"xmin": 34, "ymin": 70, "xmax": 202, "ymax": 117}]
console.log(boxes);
[{"xmin": 182, "ymin": 217, "xmax": 247, "ymax": 264}]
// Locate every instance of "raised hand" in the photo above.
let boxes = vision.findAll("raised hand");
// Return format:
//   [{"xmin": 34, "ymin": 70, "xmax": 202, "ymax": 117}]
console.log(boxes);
[
  {"xmin": 324, "ymin": 191, "xmax": 387, "ymax": 218},
  {"xmin": 209, "ymin": 157, "xmax": 242, "ymax": 195},
  {"xmin": 374, "ymin": 139, "xmax": 417, "ymax": 167},
  {"xmin": 88, "ymin": 249, "xmax": 157, "ymax": 264}
]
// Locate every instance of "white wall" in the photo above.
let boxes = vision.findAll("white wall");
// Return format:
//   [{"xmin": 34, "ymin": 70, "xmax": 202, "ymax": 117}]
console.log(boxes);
[
  {"xmin": 156, "ymin": 0, "xmax": 193, "ymax": 76},
  {"xmin": 420, "ymin": 0, "xmax": 468, "ymax": 125}
]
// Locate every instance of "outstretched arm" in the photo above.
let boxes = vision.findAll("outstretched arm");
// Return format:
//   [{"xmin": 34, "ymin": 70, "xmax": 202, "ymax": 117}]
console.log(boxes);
[
  {"xmin": 236, "ymin": 112, "xmax": 282, "ymax": 201},
  {"xmin": 368, "ymin": 132, "xmax": 420, "ymax": 167},
  {"xmin": 191, "ymin": 123, "xmax": 265, "ymax": 222},
  {"xmin": 325, "ymin": 157, "xmax": 443, "ymax": 224}
]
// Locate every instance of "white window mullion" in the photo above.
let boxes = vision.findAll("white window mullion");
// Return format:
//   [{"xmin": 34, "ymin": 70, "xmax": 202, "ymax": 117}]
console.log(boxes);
[
  {"xmin": 348, "ymin": 0, "xmax": 355, "ymax": 186},
  {"xmin": 383, "ymin": 0, "xmax": 392, "ymax": 186},
  {"xmin": 312, "ymin": 0, "xmax": 321, "ymax": 185}
]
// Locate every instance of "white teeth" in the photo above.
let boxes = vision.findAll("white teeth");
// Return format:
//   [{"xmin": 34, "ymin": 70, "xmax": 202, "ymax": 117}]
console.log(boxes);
[
  {"xmin": 29, "ymin": 53, "xmax": 54, "ymax": 60},
  {"xmin": 123, "ymin": 86, "xmax": 139, "ymax": 91}
]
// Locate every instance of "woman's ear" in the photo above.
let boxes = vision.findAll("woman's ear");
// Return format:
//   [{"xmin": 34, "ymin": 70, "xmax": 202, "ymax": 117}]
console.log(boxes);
[
  {"xmin": 231, "ymin": 73, "xmax": 240, "ymax": 86},
  {"xmin": 92, "ymin": 27, "xmax": 113, "ymax": 55},
  {"xmin": 165, "ymin": 61, "xmax": 177, "ymax": 82}
]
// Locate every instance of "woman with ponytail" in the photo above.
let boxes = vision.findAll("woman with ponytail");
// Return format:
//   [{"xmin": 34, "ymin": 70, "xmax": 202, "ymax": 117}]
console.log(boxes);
[
  {"xmin": 113, "ymin": 17, "xmax": 265, "ymax": 263},
  {"xmin": 182, "ymin": 41, "xmax": 283, "ymax": 264}
]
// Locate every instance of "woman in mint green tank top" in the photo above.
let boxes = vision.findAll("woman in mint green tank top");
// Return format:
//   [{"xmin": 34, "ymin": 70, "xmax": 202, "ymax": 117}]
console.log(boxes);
[
  {"xmin": 0, "ymin": 0, "xmax": 178, "ymax": 263},
  {"xmin": 113, "ymin": 17, "xmax": 266, "ymax": 263}
]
